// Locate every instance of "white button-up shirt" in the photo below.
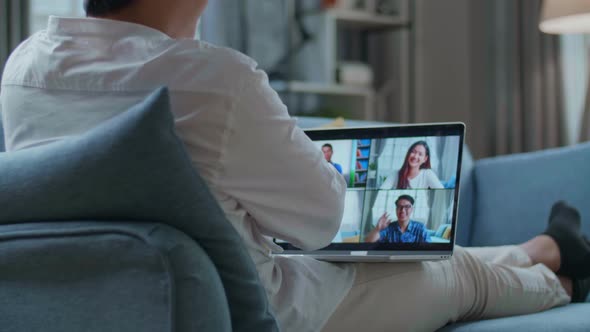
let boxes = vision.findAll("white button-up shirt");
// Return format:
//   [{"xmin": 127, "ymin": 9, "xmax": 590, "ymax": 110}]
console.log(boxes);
[{"xmin": 1, "ymin": 16, "xmax": 354, "ymax": 331}]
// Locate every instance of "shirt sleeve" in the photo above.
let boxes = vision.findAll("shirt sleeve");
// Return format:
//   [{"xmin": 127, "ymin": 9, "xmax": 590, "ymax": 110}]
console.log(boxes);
[
  {"xmin": 216, "ymin": 65, "xmax": 347, "ymax": 251},
  {"xmin": 378, "ymin": 228, "xmax": 388, "ymax": 243},
  {"xmin": 425, "ymin": 169, "xmax": 444, "ymax": 189}
]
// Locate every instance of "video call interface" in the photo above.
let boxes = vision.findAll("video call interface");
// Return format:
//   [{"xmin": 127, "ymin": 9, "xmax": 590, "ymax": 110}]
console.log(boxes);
[{"xmin": 311, "ymin": 135, "xmax": 461, "ymax": 247}]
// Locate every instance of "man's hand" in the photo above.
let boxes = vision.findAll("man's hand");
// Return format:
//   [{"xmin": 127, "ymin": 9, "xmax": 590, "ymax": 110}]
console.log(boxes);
[
  {"xmin": 376, "ymin": 212, "xmax": 392, "ymax": 231},
  {"xmin": 366, "ymin": 212, "xmax": 392, "ymax": 243}
]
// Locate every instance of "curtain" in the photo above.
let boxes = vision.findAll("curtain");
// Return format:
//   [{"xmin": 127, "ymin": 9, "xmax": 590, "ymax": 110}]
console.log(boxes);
[
  {"xmin": 581, "ymin": 48, "xmax": 590, "ymax": 141},
  {"xmin": 0, "ymin": 0, "xmax": 28, "ymax": 81},
  {"xmin": 582, "ymin": 91, "xmax": 590, "ymax": 141},
  {"xmin": 485, "ymin": 0, "xmax": 565, "ymax": 155}
]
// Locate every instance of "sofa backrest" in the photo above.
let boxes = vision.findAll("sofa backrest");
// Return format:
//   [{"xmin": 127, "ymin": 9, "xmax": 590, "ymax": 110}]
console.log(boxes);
[
  {"xmin": 456, "ymin": 147, "xmax": 475, "ymax": 246},
  {"xmin": 469, "ymin": 142, "xmax": 590, "ymax": 246}
]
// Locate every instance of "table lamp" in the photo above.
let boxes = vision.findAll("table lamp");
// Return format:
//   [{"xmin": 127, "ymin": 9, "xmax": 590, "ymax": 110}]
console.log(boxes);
[{"xmin": 541, "ymin": 0, "xmax": 590, "ymax": 33}]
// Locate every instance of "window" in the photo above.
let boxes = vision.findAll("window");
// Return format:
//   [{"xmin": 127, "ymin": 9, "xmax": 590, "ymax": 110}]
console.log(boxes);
[{"xmin": 29, "ymin": 0, "xmax": 85, "ymax": 35}]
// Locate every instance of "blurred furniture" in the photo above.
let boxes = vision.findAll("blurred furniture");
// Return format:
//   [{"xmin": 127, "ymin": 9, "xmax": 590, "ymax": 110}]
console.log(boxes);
[
  {"xmin": 427, "ymin": 223, "xmax": 452, "ymax": 243},
  {"xmin": 272, "ymin": 0, "xmax": 411, "ymax": 120}
]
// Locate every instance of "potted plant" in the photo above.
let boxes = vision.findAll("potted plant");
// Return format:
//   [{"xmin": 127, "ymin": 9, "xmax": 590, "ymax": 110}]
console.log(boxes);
[{"xmin": 368, "ymin": 162, "xmax": 377, "ymax": 179}]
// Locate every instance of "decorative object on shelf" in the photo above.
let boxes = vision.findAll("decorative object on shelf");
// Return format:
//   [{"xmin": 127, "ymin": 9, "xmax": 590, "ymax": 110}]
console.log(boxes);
[
  {"xmin": 323, "ymin": 0, "xmax": 376, "ymax": 13},
  {"xmin": 376, "ymin": 0, "xmax": 399, "ymax": 16},
  {"xmin": 368, "ymin": 162, "xmax": 378, "ymax": 179},
  {"xmin": 337, "ymin": 61, "xmax": 374, "ymax": 87}
]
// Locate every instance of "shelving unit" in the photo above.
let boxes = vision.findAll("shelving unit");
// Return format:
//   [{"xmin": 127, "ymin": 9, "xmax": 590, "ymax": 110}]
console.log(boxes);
[
  {"xmin": 353, "ymin": 139, "xmax": 372, "ymax": 187},
  {"xmin": 274, "ymin": 0, "xmax": 412, "ymax": 121},
  {"xmin": 271, "ymin": 80, "xmax": 373, "ymax": 96},
  {"xmin": 328, "ymin": 8, "xmax": 408, "ymax": 29}
]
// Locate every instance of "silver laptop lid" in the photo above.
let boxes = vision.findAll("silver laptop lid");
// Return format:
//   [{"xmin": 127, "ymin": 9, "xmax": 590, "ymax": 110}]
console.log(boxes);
[{"xmin": 275, "ymin": 123, "xmax": 465, "ymax": 256}]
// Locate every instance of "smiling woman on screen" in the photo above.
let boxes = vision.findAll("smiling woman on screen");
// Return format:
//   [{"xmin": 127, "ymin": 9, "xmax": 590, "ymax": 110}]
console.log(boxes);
[{"xmin": 381, "ymin": 140, "xmax": 444, "ymax": 190}]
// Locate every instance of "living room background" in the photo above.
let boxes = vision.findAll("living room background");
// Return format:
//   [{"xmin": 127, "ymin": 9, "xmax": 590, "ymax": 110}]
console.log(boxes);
[{"xmin": 2, "ymin": 0, "xmax": 589, "ymax": 159}]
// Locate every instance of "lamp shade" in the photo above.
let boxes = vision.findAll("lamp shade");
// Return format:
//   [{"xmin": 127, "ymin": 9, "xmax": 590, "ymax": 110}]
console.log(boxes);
[{"xmin": 540, "ymin": 0, "xmax": 590, "ymax": 34}]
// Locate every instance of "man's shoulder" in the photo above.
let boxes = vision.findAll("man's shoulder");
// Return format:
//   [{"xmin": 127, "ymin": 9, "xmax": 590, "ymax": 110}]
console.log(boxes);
[
  {"xmin": 185, "ymin": 40, "xmax": 256, "ymax": 69},
  {"xmin": 3, "ymin": 33, "xmax": 260, "ymax": 93},
  {"xmin": 410, "ymin": 220, "xmax": 426, "ymax": 230},
  {"xmin": 387, "ymin": 221, "xmax": 400, "ymax": 231}
]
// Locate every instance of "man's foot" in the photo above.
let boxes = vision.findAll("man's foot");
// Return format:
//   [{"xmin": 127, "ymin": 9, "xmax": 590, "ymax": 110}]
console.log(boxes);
[
  {"xmin": 571, "ymin": 236, "xmax": 590, "ymax": 303},
  {"xmin": 544, "ymin": 201, "xmax": 590, "ymax": 279},
  {"xmin": 549, "ymin": 201, "xmax": 581, "ymax": 231}
]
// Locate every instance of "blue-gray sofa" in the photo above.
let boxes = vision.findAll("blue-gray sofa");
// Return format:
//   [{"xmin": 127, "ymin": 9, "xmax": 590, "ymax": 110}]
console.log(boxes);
[{"xmin": 0, "ymin": 94, "xmax": 589, "ymax": 331}]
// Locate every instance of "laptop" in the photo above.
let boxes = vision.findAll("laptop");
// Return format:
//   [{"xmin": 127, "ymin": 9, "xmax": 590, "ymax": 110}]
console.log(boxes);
[{"xmin": 274, "ymin": 123, "xmax": 465, "ymax": 262}]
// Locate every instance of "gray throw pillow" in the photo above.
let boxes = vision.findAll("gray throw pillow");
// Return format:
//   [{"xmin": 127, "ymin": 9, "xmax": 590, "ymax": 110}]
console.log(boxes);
[{"xmin": 0, "ymin": 88, "xmax": 278, "ymax": 332}]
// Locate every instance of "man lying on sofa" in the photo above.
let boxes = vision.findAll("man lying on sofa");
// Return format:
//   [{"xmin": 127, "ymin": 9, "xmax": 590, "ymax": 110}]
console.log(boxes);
[{"xmin": 1, "ymin": 0, "xmax": 589, "ymax": 331}]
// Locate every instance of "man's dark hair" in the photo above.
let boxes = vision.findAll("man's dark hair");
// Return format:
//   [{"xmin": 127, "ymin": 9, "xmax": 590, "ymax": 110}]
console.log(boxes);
[
  {"xmin": 322, "ymin": 143, "xmax": 333, "ymax": 151},
  {"xmin": 395, "ymin": 195, "xmax": 415, "ymax": 206},
  {"xmin": 84, "ymin": 0, "xmax": 135, "ymax": 16}
]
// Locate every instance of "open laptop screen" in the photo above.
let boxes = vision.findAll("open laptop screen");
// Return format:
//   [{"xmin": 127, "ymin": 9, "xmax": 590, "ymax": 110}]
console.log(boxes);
[{"xmin": 275, "ymin": 123, "xmax": 465, "ymax": 252}]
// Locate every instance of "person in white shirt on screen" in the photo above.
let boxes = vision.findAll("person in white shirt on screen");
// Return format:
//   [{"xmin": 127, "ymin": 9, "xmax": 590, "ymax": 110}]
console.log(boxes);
[
  {"xmin": 380, "ymin": 140, "xmax": 444, "ymax": 190},
  {"xmin": 2, "ymin": 0, "xmax": 590, "ymax": 331}
]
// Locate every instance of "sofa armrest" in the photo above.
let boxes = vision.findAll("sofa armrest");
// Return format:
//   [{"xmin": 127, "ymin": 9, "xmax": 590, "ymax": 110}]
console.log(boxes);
[
  {"xmin": 0, "ymin": 222, "xmax": 231, "ymax": 332},
  {"xmin": 469, "ymin": 142, "xmax": 590, "ymax": 247}
]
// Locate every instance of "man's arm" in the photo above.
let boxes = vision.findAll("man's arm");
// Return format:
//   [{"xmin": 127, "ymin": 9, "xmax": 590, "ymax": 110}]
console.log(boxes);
[
  {"xmin": 365, "ymin": 227, "xmax": 382, "ymax": 243},
  {"xmin": 420, "ymin": 224, "xmax": 431, "ymax": 243},
  {"xmin": 366, "ymin": 213, "xmax": 391, "ymax": 243},
  {"xmin": 215, "ymin": 66, "xmax": 347, "ymax": 251}
]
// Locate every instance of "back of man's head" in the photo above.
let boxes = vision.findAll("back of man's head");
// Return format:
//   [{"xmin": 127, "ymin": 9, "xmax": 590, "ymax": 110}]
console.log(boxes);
[{"xmin": 84, "ymin": 0, "xmax": 135, "ymax": 17}]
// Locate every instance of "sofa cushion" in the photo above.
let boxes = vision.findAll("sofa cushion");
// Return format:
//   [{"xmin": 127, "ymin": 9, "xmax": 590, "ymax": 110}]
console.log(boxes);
[
  {"xmin": 470, "ymin": 142, "xmax": 590, "ymax": 247},
  {"xmin": 0, "ymin": 221, "xmax": 230, "ymax": 332},
  {"xmin": 0, "ymin": 88, "xmax": 278, "ymax": 332},
  {"xmin": 437, "ymin": 304, "xmax": 590, "ymax": 332}
]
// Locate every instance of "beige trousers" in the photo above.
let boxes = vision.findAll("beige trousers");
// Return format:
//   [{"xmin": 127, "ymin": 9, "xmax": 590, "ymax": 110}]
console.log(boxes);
[{"xmin": 322, "ymin": 245, "xmax": 570, "ymax": 332}]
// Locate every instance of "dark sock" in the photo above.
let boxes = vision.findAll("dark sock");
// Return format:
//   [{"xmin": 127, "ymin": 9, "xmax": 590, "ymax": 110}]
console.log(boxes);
[
  {"xmin": 543, "ymin": 201, "xmax": 590, "ymax": 279},
  {"xmin": 548, "ymin": 201, "xmax": 581, "ymax": 231},
  {"xmin": 571, "ymin": 236, "xmax": 590, "ymax": 303},
  {"xmin": 572, "ymin": 278, "xmax": 590, "ymax": 303}
]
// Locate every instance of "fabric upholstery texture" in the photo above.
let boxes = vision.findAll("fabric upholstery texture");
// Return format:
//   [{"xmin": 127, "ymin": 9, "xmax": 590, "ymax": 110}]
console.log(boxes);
[
  {"xmin": 437, "ymin": 304, "xmax": 590, "ymax": 332},
  {"xmin": 470, "ymin": 142, "xmax": 590, "ymax": 246},
  {"xmin": 0, "ymin": 222, "xmax": 230, "ymax": 332},
  {"xmin": 456, "ymin": 147, "xmax": 475, "ymax": 246},
  {"xmin": 0, "ymin": 88, "xmax": 278, "ymax": 332}
]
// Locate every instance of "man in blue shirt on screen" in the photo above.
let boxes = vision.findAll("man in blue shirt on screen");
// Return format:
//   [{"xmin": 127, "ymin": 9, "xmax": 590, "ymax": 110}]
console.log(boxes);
[
  {"xmin": 322, "ymin": 143, "xmax": 343, "ymax": 174},
  {"xmin": 366, "ymin": 195, "xmax": 431, "ymax": 243}
]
